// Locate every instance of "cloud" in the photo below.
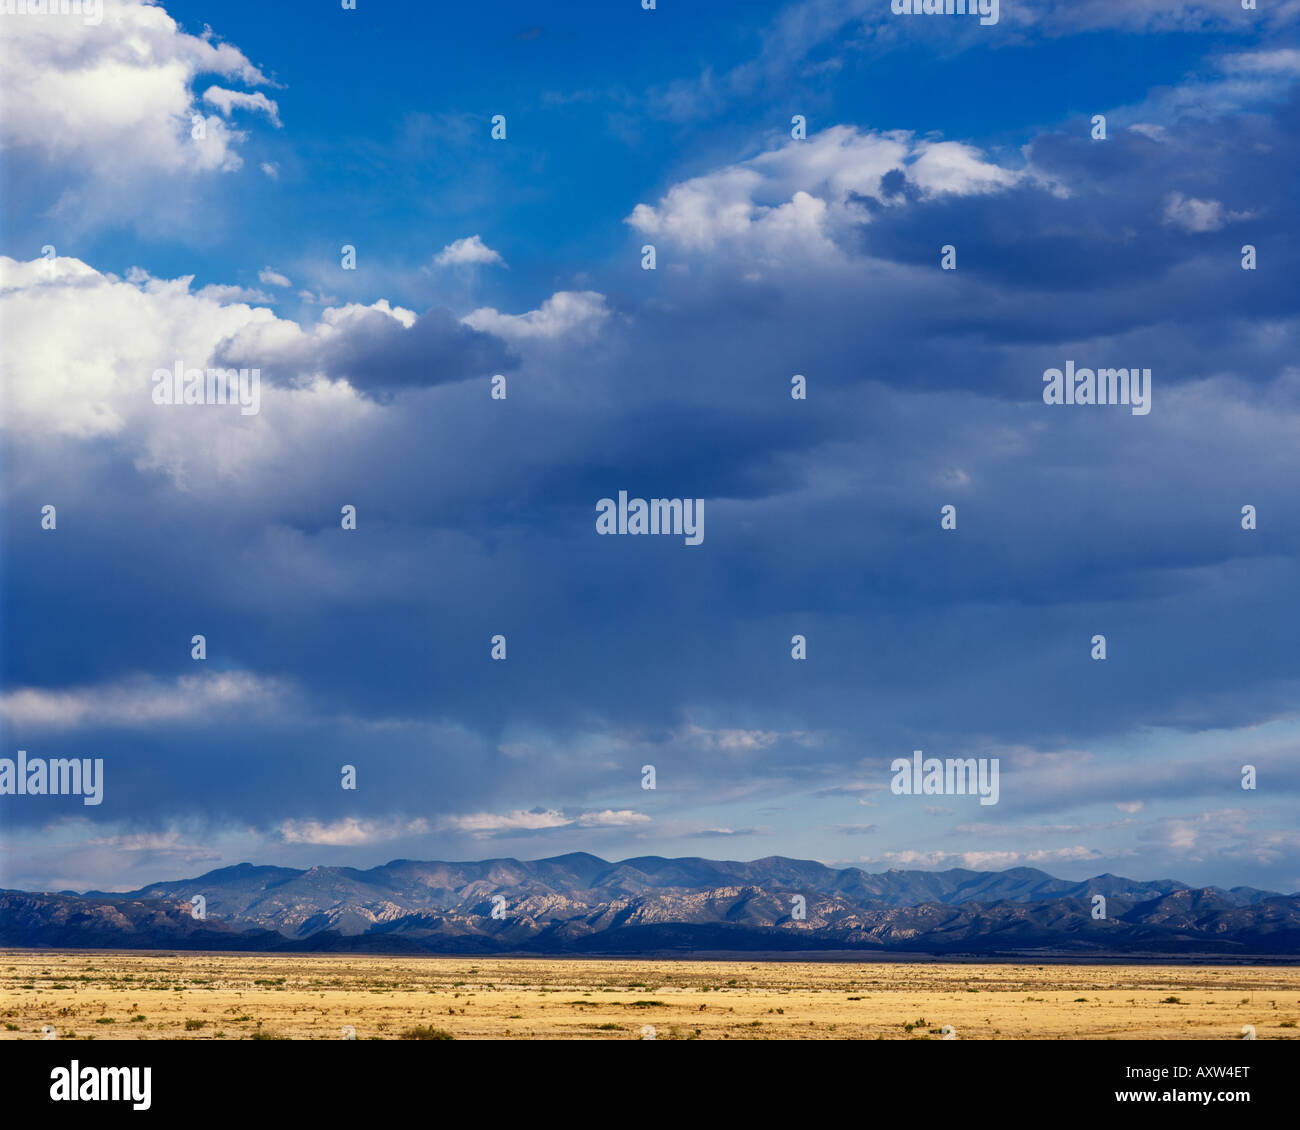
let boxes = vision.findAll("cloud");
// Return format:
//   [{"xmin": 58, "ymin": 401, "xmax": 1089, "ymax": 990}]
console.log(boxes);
[
  {"xmin": 1219, "ymin": 49, "xmax": 1300, "ymax": 76},
  {"xmin": 680, "ymin": 724, "xmax": 818, "ymax": 753},
  {"xmin": 907, "ymin": 141, "xmax": 1021, "ymax": 197},
  {"xmin": 867, "ymin": 847, "xmax": 1104, "ymax": 869},
  {"xmin": 1139, "ymin": 810, "xmax": 1300, "ymax": 868},
  {"xmin": 626, "ymin": 125, "xmax": 1021, "ymax": 258},
  {"xmin": 218, "ymin": 297, "xmax": 511, "ymax": 395},
  {"xmin": 438, "ymin": 808, "xmax": 650, "ymax": 838},
  {"xmin": 1010, "ymin": 0, "xmax": 1287, "ymax": 34},
  {"xmin": 0, "ymin": 671, "xmax": 287, "ymax": 731},
  {"xmin": 1117, "ymin": 47, "xmax": 1300, "ymax": 125},
  {"xmin": 577, "ymin": 809, "xmax": 653, "ymax": 828},
  {"xmin": 258, "ymin": 267, "xmax": 292, "ymax": 288},
  {"xmin": 202, "ymin": 86, "xmax": 281, "ymax": 127},
  {"xmin": 1162, "ymin": 191, "xmax": 1249, "ymax": 233},
  {"xmin": 85, "ymin": 830, "xmax": 222, "ymax": 861},
  {"xmin": 464, "ymin": 290, "xmax": 609, "ymax": 342},
  {"xmin": 0, "ymin": 0, "xmax": 280, "ymax": 226},
  {"xmin": 634, "ymin": 0, "xmax": 1294, "ymax": 141},
  {"xmin": 279, "ymin": 817, "xmax": 431, "ymax": 846},
  {"xmin": 0, "ymin": 255, "xmax": 386, "ymax": 492},
  {"xmin": 815, "ymin": 781, "xmax": 887, "ymax": 798},
  {"xmin": 5, "ymin": 27, "xmax": 1300, "ymax": 895},
  {"xmin": 194, "ymin": 283, "xmax": 276, "ymax": 305},
  {"xmin": 0, "ymin": 255, "xmax": 515, "ymax": 492},
  {"xmin": 434, "ymin": 235, "xmax": 505, "ymax": 267}
]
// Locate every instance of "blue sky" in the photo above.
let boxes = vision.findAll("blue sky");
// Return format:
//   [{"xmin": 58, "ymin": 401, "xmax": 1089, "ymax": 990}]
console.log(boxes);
[{"xmin": 2, "ymin": 0, "xmax": 1298, "ymax": 894}]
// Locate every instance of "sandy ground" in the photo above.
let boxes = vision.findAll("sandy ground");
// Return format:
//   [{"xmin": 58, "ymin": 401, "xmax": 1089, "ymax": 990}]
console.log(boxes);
[{"xmin": 2, "ymin": 950, "xmax": 1297, "ymax": 1040}]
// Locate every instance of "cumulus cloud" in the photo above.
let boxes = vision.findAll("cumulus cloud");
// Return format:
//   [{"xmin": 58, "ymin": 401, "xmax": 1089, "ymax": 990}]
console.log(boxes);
[
  {"xmin": 0, "ymin": 255, "xmax": 518, "ymax": 489},
  {"xmin": 0, "ymin": 254, "xmax": 381, "ymax": 487},
  {"xmin": 626, "ymin": 125, "xmax": 1021, "ymax": 258},
  {"xmin": 258, "ymin": 267, "xmax": 292, "ymax": 288},
  {"xmin": 434, "ymin": 235, "xmax": 505, "ymax": 267},
  {"xmin": 1139, "ymin": 811, "xmax": 1300, "ymax": 868},
  {"xmin": 5, "ymin": 22, "xmax": 1300, "ymax": 893},
  {"xmin": 1162, "ymin": 191, "xmax": 1249, "ymax": 233},
  {"xmin": 464, "ymin": 290, "xmax": 609, "ymax": 342},
  {"xmin": 0, "ymin": 0, "xmax": 280, "ymax": 218},
  {"xmin": 907, "ymin": 140, "xmax": 1021, "ymax": 197},
  {"xmin": 195, "ymin": 283, "xmax": 276, "ymax": 305},
  {"xmin": 219, "ymin": 297, "xmax": 510, "ymax": 395}
]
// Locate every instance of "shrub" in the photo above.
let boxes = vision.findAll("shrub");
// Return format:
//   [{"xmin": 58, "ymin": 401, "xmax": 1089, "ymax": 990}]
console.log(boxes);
[{"xmin": 399, "ymin": 1026, "xmax": 454, "ymax": 1040}]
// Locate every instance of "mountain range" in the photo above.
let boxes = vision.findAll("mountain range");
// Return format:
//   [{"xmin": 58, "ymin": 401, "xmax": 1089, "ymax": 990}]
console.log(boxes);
[{"xmin": 3, "ymin": 854, "xmax": 1297, "ymax": 958}]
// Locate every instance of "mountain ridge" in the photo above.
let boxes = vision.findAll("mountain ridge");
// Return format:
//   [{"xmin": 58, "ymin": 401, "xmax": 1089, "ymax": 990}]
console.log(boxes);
[{"xmin": 5, "ymin": 854, "xmax": 1295, "ymax": 958}]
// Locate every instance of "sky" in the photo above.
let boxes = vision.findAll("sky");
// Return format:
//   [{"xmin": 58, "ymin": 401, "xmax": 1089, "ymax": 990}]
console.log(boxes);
[{"xmin": 1, "ymin": 0, "xmax": 1298, "ymax": 895}]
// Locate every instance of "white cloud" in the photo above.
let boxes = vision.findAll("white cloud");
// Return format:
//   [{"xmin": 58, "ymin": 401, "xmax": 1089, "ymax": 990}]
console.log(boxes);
[
  {"xmin": 465, "ymin": 290, "xmax": 608, "ymax": 342},
  {"xmin": 434, "ymin": 235, "xmax": 504, "ymax": 267},
  {"xmin": 441, "ymin": 809, "xmax": 575, "ymax": 836},
  {"xmin": 1120, "ymin": 47, "xmax": 1300, "ymax": 125},
  {"xmin": 907, "ymin": 141, "xmax": 1021, "ymax": 197},
  {"xmin": 626, "ymin": 125, "xmax": 1020, "ymax": 258},
  {"xmin": 1219, "ymin": 49, "xmax": 1300, "ymax": 76},
  {"xmin": 202, "ymin": 86, "xmax": 281, "ymax": 127},
  {"xmin": 195, "ymin": 283, "xmax": 275, "ymax": 305},
  {"xmin": 278, "ymin": 817, "xmax": 430, "ymax": 846},
  {"xmin": 439, "ymin": 807, "xmax": 649, "ymax": 837},
  {"xmin": 0, "ymin": 254, "xmax": 378, "ymax": 486},
  {"xmin": 1009, "ymin": 0, "xmax": 1279, "ymax": 34},
  {"xmin": 1128, "ymin": 123, "xmax": 1168, "ymax": 142},
  {"xmin": 85, "ymin": 830, "xmax": 221, "ymax": 861},
  {"xmin": 1140, "ymin": 810, "xmax": 1300, "ymax": 866},
  {"xmin": 868, "ymin": 846, "xmax": 1103, "ymax": 869},
  {"xmin": 680, "ymin": 723, "xmax": 820, "ymax": 753},
  {"xmin": 1162, "ymin": 191, "xmax": 1250, "ymax": 233},
  {"xmin": 577, "ymin": 809, "xmax": 652, "ymax": 828},
  {"xmin": 0, "ymin": 671, "xmax": 286, "ymax": 730},
  {"xmin": 258, "ymin": 267, "xmax": 292, "ymax": 288},
  {"xmin": 0, "ymin": 0, "xmax": 278, "ymax": 186}
]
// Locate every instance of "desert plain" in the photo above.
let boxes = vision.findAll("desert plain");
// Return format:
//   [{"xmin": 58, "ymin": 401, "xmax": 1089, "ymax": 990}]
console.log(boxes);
[{"xmin": 2, "ymin": 950, "xmax": 1298, "ymax": 1040}]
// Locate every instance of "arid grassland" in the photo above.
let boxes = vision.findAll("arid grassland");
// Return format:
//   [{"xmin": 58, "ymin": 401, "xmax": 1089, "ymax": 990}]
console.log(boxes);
[{"xmin": 2, "ymin": 951, "xmax": 1297, "ymax": 1040}]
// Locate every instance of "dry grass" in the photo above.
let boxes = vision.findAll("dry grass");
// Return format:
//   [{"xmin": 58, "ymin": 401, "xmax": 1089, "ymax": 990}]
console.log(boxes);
[{"xmin": 2, "ymin": 950, "xmax": 1297, "ymax": 1040}]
